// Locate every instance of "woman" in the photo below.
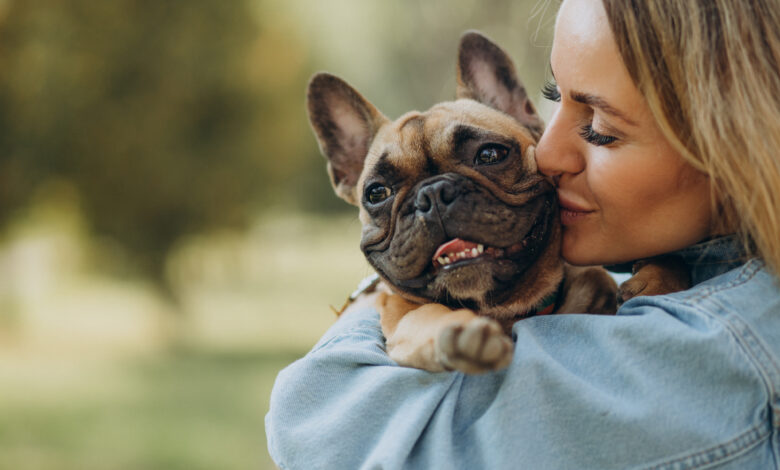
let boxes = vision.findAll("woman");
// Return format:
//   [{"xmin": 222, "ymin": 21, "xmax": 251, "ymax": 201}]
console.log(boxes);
[{"xmin": 267, "ymin": 0, "xmax": 780, "ymax": 468}]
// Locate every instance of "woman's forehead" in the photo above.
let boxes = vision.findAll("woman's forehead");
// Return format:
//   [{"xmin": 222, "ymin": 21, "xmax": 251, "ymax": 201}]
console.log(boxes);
[
  {"xmin": 553, "ymin": 0, "xmax": 616, "ymax": 75},
  {"xmin": 555, "ymin": 0, "xmax": 610, "ymax": 50}
]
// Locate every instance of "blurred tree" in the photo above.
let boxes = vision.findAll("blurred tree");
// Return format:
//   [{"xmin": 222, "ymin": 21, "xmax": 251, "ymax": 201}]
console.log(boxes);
[{"xmin": 0, "ymin": 0, "xmax": 315, "ymax": 285}]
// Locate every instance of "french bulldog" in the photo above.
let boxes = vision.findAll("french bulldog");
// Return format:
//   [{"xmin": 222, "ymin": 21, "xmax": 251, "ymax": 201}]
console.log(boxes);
[{"xmin": 306, "ymin": 31, "xmax": 686, "ymax": 374}]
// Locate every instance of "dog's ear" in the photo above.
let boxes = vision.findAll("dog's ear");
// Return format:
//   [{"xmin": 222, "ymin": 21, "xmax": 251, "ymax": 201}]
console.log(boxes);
[
  {"xmin": 456, "ymin": 31, "xmax": 544, "ymax": 140},
  {"xmin": 307, "ymin": 73, "xmax": 388, "ymax": 205}
]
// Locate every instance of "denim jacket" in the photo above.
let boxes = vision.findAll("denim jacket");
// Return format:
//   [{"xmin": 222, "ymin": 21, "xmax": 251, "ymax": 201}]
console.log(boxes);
[{"xmin": 266, "ymin": 236, "xmax": 780, "ymax": 470}]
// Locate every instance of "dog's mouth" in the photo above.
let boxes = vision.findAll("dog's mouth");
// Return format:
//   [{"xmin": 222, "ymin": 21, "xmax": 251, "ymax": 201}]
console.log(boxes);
[
  {"xmin": 384, "ymin": 210, "xmax": 554, "ymax": 306},
  {"xmin": 430, "ymin": 212, "xmax": 550, "ymax": 274},
  {"xmin": 432, "ymin": 238, "xmax": 527, "ymax": 270},
  {"xmin": 378, "ymin": 189, "xmax": 557, "ymax": 304}
]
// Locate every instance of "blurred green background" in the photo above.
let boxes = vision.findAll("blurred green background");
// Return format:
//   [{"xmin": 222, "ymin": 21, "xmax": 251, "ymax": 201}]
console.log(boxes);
[{"xmin": 0, "ymin": 0, "xmax": 556, "ymax": 468}]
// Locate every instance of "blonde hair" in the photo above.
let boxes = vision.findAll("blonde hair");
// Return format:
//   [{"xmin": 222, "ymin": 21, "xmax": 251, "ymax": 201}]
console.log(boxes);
[{"xmin": 602, "ymin": 0, "xmax": 780, "ymax": 274}]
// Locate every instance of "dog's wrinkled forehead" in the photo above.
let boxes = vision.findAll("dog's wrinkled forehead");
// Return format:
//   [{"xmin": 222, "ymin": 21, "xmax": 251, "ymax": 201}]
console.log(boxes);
[
  {"xmin": 363, "ymin": 112, "xmax": 429, "ymax": 178},
  {"xmin": 363, "ymin": 100, "xmax": 537, "ymax": 182}
]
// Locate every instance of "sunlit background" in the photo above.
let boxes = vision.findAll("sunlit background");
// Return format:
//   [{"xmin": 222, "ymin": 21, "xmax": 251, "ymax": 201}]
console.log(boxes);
[{"xmin": 0, "ymin": 1, "xmax": 557, "ymax": 468}]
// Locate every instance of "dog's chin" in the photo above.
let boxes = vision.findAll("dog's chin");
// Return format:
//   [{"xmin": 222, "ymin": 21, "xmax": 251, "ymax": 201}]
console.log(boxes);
[{"xmin": 428, "ymin": 260, "xmax": 504, "ymax": 304}]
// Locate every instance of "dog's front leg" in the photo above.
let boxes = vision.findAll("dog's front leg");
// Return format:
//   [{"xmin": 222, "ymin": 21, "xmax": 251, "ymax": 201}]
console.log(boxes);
[
  {"xmin": 557, "ymin": 265, "xmax": 619, "ymax": 315},
  {"xmin": 617, "ymin": 255, "xmax": 690, "ymax": 306},
  {"xmin": 377, "ymin": 293, "xmax": 513, "ymax": 374}
]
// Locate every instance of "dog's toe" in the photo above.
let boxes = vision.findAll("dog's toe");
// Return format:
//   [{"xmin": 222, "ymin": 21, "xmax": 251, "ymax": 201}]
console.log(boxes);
[{"xmin": 438, "ymin": 317, "xmax": 513, "ymax": 374}]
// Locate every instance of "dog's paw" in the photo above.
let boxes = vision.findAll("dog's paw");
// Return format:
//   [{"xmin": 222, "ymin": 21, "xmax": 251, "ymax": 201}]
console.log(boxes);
[
  {"xmin": 437, "ymin": 317, "xmax": 513, "ymax": 374},
  {"xmin": 617, "ymin": 255, "xmax": 690, "ymax": 306}
]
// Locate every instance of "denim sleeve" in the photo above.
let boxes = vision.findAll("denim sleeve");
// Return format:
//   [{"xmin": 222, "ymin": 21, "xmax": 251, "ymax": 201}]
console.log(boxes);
[
  {"xmin": 266, "ymin": 295, "xmax": 776, "ymax": 470},
  {"xmin": 266, "ymin": 306, "xmax": 463, "ymax": 469}
]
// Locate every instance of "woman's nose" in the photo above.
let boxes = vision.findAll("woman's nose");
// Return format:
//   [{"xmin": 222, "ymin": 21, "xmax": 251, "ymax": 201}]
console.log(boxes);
[{"xmin": 535, "ymin": 106, "xmax": 584, "ymax": 178}]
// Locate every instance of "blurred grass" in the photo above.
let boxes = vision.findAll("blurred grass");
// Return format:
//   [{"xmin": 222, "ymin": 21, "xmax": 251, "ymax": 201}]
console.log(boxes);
[
  {"xmin": 0, "ymin": 349, "xmax": 300, "ymax": 470},
  {"xmin": 0, "ymin": 209, "xmax": 370, "ymax": 469}
]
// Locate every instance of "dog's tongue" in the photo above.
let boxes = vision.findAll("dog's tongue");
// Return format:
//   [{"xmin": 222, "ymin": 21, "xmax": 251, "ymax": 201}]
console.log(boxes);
[{"xmin": 433, "ymin": 238, "xmax": 479, "ymax": 260}]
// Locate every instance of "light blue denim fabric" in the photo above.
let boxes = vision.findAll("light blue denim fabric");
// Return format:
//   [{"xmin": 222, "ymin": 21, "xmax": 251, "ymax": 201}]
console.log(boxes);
[{"xmin": 266, "ymin": 236, "xmax": 780, "ymax": 469}]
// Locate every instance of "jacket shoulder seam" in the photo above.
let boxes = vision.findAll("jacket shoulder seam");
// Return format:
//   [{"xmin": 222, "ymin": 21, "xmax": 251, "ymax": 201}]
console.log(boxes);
[{"xmin": 682, "ymin": 258, "xmax": 763, "ymax": 303}]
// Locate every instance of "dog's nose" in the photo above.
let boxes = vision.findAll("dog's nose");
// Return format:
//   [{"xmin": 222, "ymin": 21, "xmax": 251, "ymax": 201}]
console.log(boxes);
[{"xmin": 415, "ymin": 179, "xmax": 457, "ymax": 213}]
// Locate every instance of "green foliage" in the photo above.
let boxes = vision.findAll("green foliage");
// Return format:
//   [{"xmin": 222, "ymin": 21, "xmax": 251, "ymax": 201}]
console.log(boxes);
[{"xmin": 0, "ymin": 0, "xmax": 316, "ymax": 279}]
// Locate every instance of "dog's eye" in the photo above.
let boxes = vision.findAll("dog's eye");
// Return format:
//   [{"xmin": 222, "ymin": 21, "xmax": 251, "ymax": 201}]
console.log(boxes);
[
  {"xmin": 365, "ymin": 183, "xmax": 392, "ymax": 204},
  {"xmin": 475, "ymin": 144, "xmax": 509, "ymax": 165}
]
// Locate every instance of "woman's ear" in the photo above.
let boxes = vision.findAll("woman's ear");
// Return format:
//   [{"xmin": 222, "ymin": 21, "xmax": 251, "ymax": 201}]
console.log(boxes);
[
  {"xmin": 456, "ymin": 31, "xmax": 544, "ymax": 140},
  {"xmin": 306, "ymin": 73, "xmax": 388, "ymax": 205}
]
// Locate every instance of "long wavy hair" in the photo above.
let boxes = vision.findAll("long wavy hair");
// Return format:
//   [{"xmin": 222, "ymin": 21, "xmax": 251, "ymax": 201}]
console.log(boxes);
[{"xmin": 602, "ymin": 0, "xmax": 780, "ymax": 274}]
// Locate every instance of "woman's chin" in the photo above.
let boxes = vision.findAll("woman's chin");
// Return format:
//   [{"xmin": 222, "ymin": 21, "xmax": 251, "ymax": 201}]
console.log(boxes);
[
  {"xmin": 561, "ymin": 233, "xmax": 602, "ymax": 266},
  {"xmin": 561, "ymin": 235, "xmax": 624, "ymax": 267}
]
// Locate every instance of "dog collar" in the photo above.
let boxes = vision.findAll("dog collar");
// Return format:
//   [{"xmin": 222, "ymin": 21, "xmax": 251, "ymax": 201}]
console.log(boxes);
[
  {"xmin": 528, "ymin": 290, "xmax": 558, "ymax": 316},
  {"xmin": 333, "ymin": 273, "xmax": 382, "ymax": 316},
  {"xmin": 336, "ymin": 273, "xmax": 562, "ymax": 319},
  {"xmin": 516, "ymin": 280, "xmax": 563, "ymax": 319}
]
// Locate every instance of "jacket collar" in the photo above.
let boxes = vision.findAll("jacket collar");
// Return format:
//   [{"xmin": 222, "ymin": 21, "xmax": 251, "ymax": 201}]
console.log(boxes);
[{"xmin": 668, "ymin": 235, "xmax": 749, "ymax": 286}]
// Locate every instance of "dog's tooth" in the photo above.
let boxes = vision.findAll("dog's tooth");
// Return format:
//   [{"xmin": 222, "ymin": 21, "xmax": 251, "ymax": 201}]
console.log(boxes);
[
  {"xmin": 471, "ymin": 248, "xmax": 479, "ymax": 257},
  {"xmin": 437, "ymin": 256, "xmax": 446, "ymax": 265},
  {"xmin": 477, "ymin": 244, "xmax": 484, "ymax": 254}
]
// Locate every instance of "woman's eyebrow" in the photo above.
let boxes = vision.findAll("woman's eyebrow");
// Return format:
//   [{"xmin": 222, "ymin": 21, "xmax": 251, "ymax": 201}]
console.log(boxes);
[
  {"xmin": 570, "ymin": 91, "xmax": 638, "ymax": 127},
  {"xmin": 549, "ymin": 64, "xmax": 638, "ymax": 127}
]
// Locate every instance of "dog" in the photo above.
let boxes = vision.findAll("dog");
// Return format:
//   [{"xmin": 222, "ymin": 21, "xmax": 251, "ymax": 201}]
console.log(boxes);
[{"xmin": 306, "ymin": 31, "xmax": 688, "ymax": 374}]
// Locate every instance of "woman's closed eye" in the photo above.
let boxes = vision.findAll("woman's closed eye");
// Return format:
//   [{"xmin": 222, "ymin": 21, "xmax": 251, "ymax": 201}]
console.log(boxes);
[
  {"xmin": 542, "ymin": 80, "xmax": 619, "ymax": 147},
  {"xmin": 579, "ymin": 124, "xmax": 618, "ymax": 146}
]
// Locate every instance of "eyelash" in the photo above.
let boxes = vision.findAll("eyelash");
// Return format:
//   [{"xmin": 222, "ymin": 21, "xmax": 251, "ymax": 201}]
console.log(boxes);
[
  {"xmin": 579, "ymin": 124, "xmax": 618, "ymax": 146},
  {"xmin": 541, "ymin": 80, "xmax": 618, "ymax": 147},
  {"xmin": 541, "ymin": 81, "xmax": 560, "ymax": 102}
]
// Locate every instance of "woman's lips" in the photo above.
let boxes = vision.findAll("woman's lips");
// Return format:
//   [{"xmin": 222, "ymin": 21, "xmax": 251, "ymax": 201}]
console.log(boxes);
[{"xmin": 558, "ymin": 194, "xmax": 595, "ymax": 225}]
